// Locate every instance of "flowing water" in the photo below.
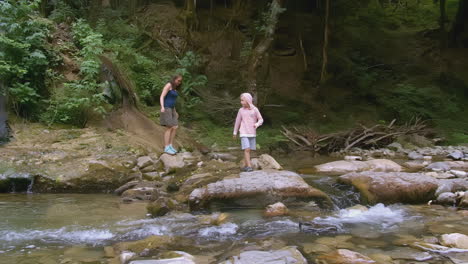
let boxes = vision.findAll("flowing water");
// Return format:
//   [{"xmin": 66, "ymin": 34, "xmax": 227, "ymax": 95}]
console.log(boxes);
[{"xmin": 0, "ymin": 170, "xmax": 467, "ymax": 263}]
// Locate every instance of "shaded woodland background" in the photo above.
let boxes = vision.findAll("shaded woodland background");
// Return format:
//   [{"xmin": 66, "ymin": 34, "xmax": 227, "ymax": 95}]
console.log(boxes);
[{"xmin": 1, "ymin": 0, "xmax": 468, "ymax": 147}]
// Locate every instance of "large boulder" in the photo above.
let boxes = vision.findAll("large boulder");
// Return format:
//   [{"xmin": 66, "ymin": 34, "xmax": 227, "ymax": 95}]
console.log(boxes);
[
  {"xmin": 338, "ymin": 172, "xmax": 439, "ymax": 204},
  {"xmin": 189, "ymin": 170, "xmax": 331, "ymax": 208},
  {"xmin": 220, "ymin": 246, "xmax": 307, "ymax": 264},
  {"xmin": 314, "ymin": 159, "xmax": 401, "ymax": 175}
]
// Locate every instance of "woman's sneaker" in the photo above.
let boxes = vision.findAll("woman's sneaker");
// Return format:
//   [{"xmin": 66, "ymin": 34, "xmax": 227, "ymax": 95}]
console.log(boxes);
[
  {"xmin": 169, "ymin": 145, "xmax": 178, "ymax": 153},
  {"xmin": 164, "ymin": 146, "xmax": 176, "ymax": 155}
]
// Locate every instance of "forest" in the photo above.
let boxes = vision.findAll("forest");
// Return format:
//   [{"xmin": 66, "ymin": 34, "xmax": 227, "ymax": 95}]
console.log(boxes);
[{"xmin": 0, "ymin": 0, "xmax": 467, "ymax": 147}]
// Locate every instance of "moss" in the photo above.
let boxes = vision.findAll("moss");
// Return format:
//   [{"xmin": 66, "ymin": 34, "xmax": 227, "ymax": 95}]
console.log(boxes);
[{"xmin": 113, "ymin": 235, "xmax": 174, "ymax": 254}]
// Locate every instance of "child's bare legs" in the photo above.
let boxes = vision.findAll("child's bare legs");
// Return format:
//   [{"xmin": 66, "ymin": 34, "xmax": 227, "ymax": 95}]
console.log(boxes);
[{"xmin": 244, "ymin": 148, "xmax": 252, "ymax": 167}]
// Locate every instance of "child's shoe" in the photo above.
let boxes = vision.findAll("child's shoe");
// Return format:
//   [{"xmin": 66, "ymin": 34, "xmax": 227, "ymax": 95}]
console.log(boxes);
[
  {"xmin": 164, "ymin": 146, "xmax": 176, "ymax": 155},
  {"xmin": 245, "ymin": 167, "xmax": 253, "ymax": 172}
]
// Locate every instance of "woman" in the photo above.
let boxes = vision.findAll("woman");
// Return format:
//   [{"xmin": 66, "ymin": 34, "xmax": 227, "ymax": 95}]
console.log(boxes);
[{"xmin": 160, "ymin": 75, "xmax": 182, "ymax": 155}]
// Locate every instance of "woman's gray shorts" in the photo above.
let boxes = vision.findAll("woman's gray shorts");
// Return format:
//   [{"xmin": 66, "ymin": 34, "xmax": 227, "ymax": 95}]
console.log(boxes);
[
  {"xmin": 160, "ymin": 107, "xmax": 178, "ymax": 127},
  {"xmin": 241, "ymin": 137, "xmax": 256, "ymax": 150}
]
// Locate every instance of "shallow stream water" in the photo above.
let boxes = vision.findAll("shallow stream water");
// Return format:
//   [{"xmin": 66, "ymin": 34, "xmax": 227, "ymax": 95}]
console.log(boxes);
[{"xmin": 1, "ymin": 160, "xmax": 467, "ymax": 263}]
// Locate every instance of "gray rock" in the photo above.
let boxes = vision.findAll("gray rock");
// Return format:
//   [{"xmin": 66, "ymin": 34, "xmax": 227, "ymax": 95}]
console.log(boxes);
[
  {"xmin": 451, "ymin": 170, "xmax": 467, "ymax": 178},
  {"xmin": 408, "ymin": 151, "xmax": 424, "ymax": 160},
  {"xmin": 344, "ymin": 156, "xmax": 363, "ymax": 161},
  {"xmin": 426, "ymin": 162, "xmax": 451, "ymax": 172},
  {"xmin": 460, "ymin": 192, "xmax": 468, "ymax": 208},
  {"xmin": 403, "ymin": 160, "xmax": 428, "ymax": 170},
  {"xmin": 209, "ymin": 152, "xmax": 237, "ymax": 161},
  {"xmin": 114, "ymin": 181, "xmax": 140, "ymax": 195},
  {"xmin": 387, "ymin": 142, "xmax": 403, "ymax": 151},
  {"xmin": 159, "ymin": 153, "xmax": 186, "ymax": 171},
  {"xmin": 448, "ymin": 150, "xmax": 464, "ymax": 160},
  {"xmin": 137, "ymin": 156, "xmax": 153, "ymax": 169},
  {"xmin": 189, "ymin": 170, "xmax": 330, "ymax": 208},
  {"xmin": 314, "ymin": 159, "xmax": 401, "ymax": 175},
  {"xmin": 435, "ymin": 183, "xmax": 453, "ymax": 197},
  {"xmin": 220, "ymin": 246, "xmax": 307, "ymax": 264},
  {"xmin": 436, "ymin": 192, "xmax": 457, "ymax": 205},
  {"xmin": 339, "ymin": 172, "xmax": 439, "ymax": 204},
  {"xmin": 258, "ymin": 154, "xmax": 283, "ymax": 170}
]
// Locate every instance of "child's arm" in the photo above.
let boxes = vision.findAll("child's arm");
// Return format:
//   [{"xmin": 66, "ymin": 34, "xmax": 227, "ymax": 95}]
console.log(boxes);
[
  {"xmin": 233, "ymin": 110, "xmax": 242, "ymax": 136},
  {"xmin": 254, "ymin": 108, "xmax": 264, "ymax": 128}
]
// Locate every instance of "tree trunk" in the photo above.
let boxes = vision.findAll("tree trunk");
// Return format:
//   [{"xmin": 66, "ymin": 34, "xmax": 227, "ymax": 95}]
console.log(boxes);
[
  {"xmin": 246, "ymin": 0, "xmax": 283, "ymax": 104},
  {"xmin": 102, "ymin": 0, "xmax": 111, "ymax": 8},
  {"xmin": 185, "ymin": 0, "xmax": 199, "ymax": 32},
  {"xmin": 319, "ymin": 0, "xmax": 330, "ymax": 85},
  {"xmin": 0, "ymin": 83, "xmax": 9, "ymax": 143},
  {"xmin": 439, "ymin": 0, "xmax": 447, "ymax": 48},
  {"xmin": 450, "ymin": 0, "xmax": 468, "ymax": 47}
]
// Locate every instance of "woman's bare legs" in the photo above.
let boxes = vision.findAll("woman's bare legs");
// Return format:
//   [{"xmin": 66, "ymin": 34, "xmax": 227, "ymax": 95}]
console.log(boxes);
[
  {"xmin": 169, "ymin": 126, "xmax": 178, "ymax": 146},
  {"xmin": 164, "ymin": 127, "xmax": 172, "ymax": 147}
]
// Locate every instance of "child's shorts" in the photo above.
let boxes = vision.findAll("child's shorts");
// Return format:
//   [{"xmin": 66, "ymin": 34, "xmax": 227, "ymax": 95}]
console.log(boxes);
[{"xmin": 241, "ymin": 137, "xmax": 256, "ymax": 150}]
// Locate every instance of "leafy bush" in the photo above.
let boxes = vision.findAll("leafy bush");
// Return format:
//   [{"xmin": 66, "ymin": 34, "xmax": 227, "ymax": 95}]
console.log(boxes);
[
  {"xmin": 0, "ymin": 0, "xmax": 53, "ymax": 118},
  {"xmin": 40, "ymin": 19, "xmax": 107, "ymax": 127}
]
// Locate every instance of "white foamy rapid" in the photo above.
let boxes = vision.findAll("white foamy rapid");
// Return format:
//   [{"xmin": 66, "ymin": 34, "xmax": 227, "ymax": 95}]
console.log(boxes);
[
  {"xmin": 198, "ymin": 223, "xmax": 239, "ymax": 238},
  {"xmin": 312, "ymin": 203, "xmax": 414, "ymax": 231},
  {"xmin": 0, "ymin": 227, "xmax": 114, "ymax": 247}
]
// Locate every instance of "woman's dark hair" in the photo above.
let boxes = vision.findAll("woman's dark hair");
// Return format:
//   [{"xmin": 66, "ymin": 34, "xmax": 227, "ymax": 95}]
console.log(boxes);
[{"xmin": 169, "ymin": 75, "xmax": 182, "ymax": 90}]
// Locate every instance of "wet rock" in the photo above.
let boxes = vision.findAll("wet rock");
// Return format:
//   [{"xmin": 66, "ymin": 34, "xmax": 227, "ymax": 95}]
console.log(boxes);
[
  {"xmin": 159, "ymin": 153, "xmax": 186, "ymax": 172},
  {"xmin": 258, "ymin": 154, "xmax": 283, "ymax": 170},
  {"xmin": 314, "ymin": 159, "xmax": 401, "ymax": 175},
  {"xmin": 220, "ymin": 246, "xmax": 307, "ymax": 264},
  {"xmin": 120, "ymin": 251, "xmax": 136, "ymax": 264},
  {"xmin": 114, "ymin": 181, "xmax": 140, "ymax": 195},
  {"xmin": 442, "ymin": 252, "xmax": 468, "ymax": 264},
  {"xmin": 137, "ymin": 156, "xmax": 153, "ymax": 169},
  {"xmin": 264, "ymin": 202, "xmax": 288, "ymax": 217},
  {"xmin": 147, "ymin": 197, "xmax": 173, "ymax": 217},
  {"xmin": 448, "ymin": 150, "xmax": 464, "ymax": 160},
  {"xmin": 199, "ymin": 212, "xmax": 229, "ymax": 225},
  {"xmin": 302, "ymin": 243, "xmax": 332, "ymax": 254},
  {"xmin": 368, "ymin": 253, "xmax": 393, "ymax": 264},
  {"xmin": 339, "ymin": 172, "xmax": 439, "ymax": 204},
  {"xmin": 122, "ymin": 159, "xmax": 137, "ymax": 169},
  {"xmin": 104, "ymin": 246, "xmax": 115, "ymax": 258},
  {"xmin": 408, "ymin": 151, "xmax": 424, "ymax": 160},
  {"xmin": 388, "ymin": 247, "xmax": 432, "ymax": 261},
  {"xmin": 189, "ymin": 170, "xmax": 331, "ymax": 208},
  {"xmin": 315, "ymin": 236, "xmax": 354, "ymax": 249},
  {"xmin": 129, "ymin": 251, "xmax": 196, "ymax": 264},
  {"xmin": 346, "ymin": 204, "xmax": 368, "ymax": 212},
  {"xmin": 209, "ymin": 152, "xmax": 237, "ymax": 161},
  {"xmin": 410, "ymin": 242, "xmax": 450, "ymax": 251},
  {"xmin": 121, "ymin": 187, "xmax": 156, "ymax": 202},
  {"xmin": 440, "ymin": 233, "xmax": 468, "ymax": 249},
  {"xmin": 436, "ymin": 192, "xmax": 457, "ymax": 205},
  {"xmin": 316, "ymin": 249, "xmax": 376, "ymax": 264},
  {"xmin": 180, "ymin": 173, "xmax": 218, "ymax": 193},
  {"xmin": 113, "ymin": 236, "xmax": 174, "ymax": 255}
]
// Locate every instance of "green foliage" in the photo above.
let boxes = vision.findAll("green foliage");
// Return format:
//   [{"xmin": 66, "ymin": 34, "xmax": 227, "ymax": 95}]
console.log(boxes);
[
  {"xmin": 380, "ymin": 83, "xmax": 459, "ymax": 121},
  {"xmin": 48, "ymin": 1, "xmax": 78, "ymax": 23},
  {"xmin": 176, "ymin": 51, "xmax": 207, "ymax": 113},
  {"xmin": 40, "ymin": 19, "xmax": 107, "ymax": 127},
  {"xmin": 0, "ymin": 0, "xmax": 53, "ymax": 118},
  {"xmin": 253, "ymin": 1, "xmax": 286, "ymax": 36}
]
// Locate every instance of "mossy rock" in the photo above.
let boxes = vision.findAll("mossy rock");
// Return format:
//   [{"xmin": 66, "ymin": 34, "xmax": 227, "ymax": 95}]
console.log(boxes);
[{"xmin": 113, "ymin": 235, "xmax": 174, "ymax": 254}]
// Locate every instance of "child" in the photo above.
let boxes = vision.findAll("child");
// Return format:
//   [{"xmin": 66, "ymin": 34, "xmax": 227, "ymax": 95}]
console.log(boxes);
[{"xmin": 233, "ymin": 93, "xmax": 263, "ymax": 172}]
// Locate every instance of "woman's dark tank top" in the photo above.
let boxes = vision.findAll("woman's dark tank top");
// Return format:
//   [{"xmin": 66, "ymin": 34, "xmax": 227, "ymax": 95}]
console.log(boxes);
[{"xmin": 164, "ymin": 85, "xmax": 178, "ymax": 108}]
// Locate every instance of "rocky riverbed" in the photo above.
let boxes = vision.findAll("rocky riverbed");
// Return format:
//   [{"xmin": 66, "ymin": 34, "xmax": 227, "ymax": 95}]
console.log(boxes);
[{"xmin": 1, "ymin": 125, "xmax": 467, "ymax": 264}]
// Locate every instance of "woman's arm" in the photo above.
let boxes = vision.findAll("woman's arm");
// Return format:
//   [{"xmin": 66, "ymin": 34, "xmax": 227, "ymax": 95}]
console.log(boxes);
[{"xmin": 159, "ymin": 83, "xmax": 171, "ymax": 112}]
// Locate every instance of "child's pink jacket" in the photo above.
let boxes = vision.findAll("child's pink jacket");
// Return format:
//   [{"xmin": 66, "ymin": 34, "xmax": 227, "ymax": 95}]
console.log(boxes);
[{"xmin": 233, "ymin": 107, "xmax": 263, "ymax": 137}]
